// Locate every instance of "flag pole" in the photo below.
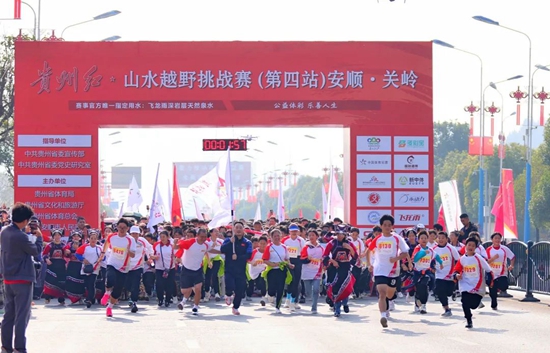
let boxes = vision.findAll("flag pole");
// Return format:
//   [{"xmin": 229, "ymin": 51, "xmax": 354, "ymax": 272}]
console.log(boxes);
[
  {"xmin": 147, "ymin": 163, "xmax": 161, "ymax": 232},
  {"xmin": 174, "ymin": 163, "xmax": 187, "ymax": 222},
  {"xmin": 227, "ymin": 148, "xmax": 236, "ymax": 256},
  {"xmin": 327, "ymin": 165, "xmax": 334, "ymax": 221}
]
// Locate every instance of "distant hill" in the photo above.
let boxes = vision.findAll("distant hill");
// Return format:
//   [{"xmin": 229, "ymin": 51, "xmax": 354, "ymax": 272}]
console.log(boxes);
[{"xmin": 504, "ymin": 127, "xmax": 544, "ymax": 148}]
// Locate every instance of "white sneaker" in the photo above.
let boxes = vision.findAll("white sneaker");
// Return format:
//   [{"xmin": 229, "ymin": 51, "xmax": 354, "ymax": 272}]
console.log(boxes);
[
  {"xmin": 389, "ymin": 300, "xmax": 395, "ymax": 311},
  {"xmin": 386, "ymin": 310, "xmax": 391, "ymax": 318},
  {"xmin": 177, "ymin": 298, "xmax": 187, "ymax": 310},
  {"xmin": 275, "ymin": 308, "xmax": 282, "ymax": 314},
  {"xmin": 420, "ymin": 304, "xmax": 427, "ymax": 314},
  {"xmin": 406, "ymin": 293, "xmax": 411, "ymax": 303},
  {"xmin": 397, "ymin": 292, "xmax": 404, "ymax": 298},
  {"xmin": 215, "ymin": 293, "xmax": 221, "ymax": 302},
  {"xmin": 283, "ymin": 298, "xmax": 290, "ymax": 308},
  {"xmin": 414, "ymin": 304, "xmax": 420, "ymax": 313},
  {"xmin": 289, "ymin": 302, "xmax": 296, "ymax": 312},
  {"xmin": 294, "ymin": 302, "xmax": 301, "ymax": 310},
  {"xmin": 192, "ymin": 305, "xmax": 199, "ymax": 316},
  {"xmin": 204, "ymin": 292, "xmax": 211, "ymax": 301},
  {"xmin": 268, "ymin": 296, "xmax": 275, "ymax": 305}
]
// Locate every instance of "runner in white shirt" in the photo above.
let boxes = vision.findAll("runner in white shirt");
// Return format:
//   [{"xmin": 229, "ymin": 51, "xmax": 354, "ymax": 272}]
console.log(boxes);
[
  {"xmin": 153, "ymin": 231, "xmax": 176, "ymax": 308},
  {"xmin": 99, "ymin": 218, "xmax": 137, "ymax": 318},
  {"xmin": 349, "ymin": 228, "xmax": 367, "ymax": 299},
  {"xmin": 453, "ymin": 237, "xmax": 493, "ymax": 329},
  {"xmin": 126, "ymin": 226, "xmax": 154, "ymax": 313},
  {"xmin": 486, "ymin": 232, "xmax": 515, "ymax": 310},
  {"xmin": 248, "ymin": 236, "xmax": 268, "ymax": 305},
  {"xmin": 75, "ymin": 230, "xmax": 102, "ymax": 308},
  {"xmin": 281, "ymin": 224, "xmax": 306, "ymax": 310},
  {"xmin": 204, "ymin": 228, "xmax": 224, "ymax": 302},
  {"xmin": 367, "ymin": 215, "xmax": 409, "ymax": 328},
  {"xmin": 300, "ymin": 230, "xmax": 324, "ymax": 313},
  {"xmin": 433, "ymin": 231, "xmax": 460, "ymax": 316},
  {"xmin": 175, "ymin": 228, "xmax": 209, "ymax": 315}
]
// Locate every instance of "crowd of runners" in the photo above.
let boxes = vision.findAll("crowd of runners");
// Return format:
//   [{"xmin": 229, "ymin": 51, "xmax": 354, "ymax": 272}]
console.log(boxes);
[{"xmin": 3, "ymin": 209, "xmax": 516, "ymax": 330}]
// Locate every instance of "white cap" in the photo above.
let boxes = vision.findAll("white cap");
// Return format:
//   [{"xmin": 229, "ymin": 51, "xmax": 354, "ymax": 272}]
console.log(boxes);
[
  {"xmin": 130, "ymin": 225, "xmax": 140, "ymax": 234},
  {"xmin": 416, "ymin": 223, "xmax": 425, "ymax": 229}
]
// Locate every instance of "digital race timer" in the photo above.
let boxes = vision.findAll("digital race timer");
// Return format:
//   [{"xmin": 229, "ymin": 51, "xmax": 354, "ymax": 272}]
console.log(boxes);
[{"xmin": 202, "ymin": 139, "xmax": 248, "ymax": 151}]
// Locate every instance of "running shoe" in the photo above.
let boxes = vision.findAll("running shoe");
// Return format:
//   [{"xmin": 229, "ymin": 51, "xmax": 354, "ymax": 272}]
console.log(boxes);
[
  {"xmin": 245, "ymin": 296, "xmax": 252, "ymax": 301},
  {"xmin": 225, "ymin": 295, "xmax": 233, "ymax": 306},
  {"xmin": 389, "ymin": 300, "xmax": 395, "ymax": 311},
  {"xmin": 420, "ymin": 304, "xmax": 427, "ymax": 314},
  {"xmin": 128, "ymin": 300, "xmax": 133, "ymax": 308},
  {"xmin": 215, "ymin": 294, "xmax": 221, "ymax": 302},
  {"xmin": 100, "ymin": 293, "xmax": 110, "ymax": 306},
  {"xmin": 397, "ymin": 292, "xmax": 404, "ymax": 298},
  {"xmin": 260, "ymin": 299, "xmax": 266, "ymax": 307},
  {"xmin": 452, "ymin": 291, "xmax": 457, "ymax": 301},
  {"xmin": 232, "ymin": 307, "xmax": 240, "ymax": 315},
  {"xmin": 283, "ymin": 298, "xmax": 290, "ymax": 308},
  {"xmin": 466, "ymin": 319, "xmax": 473, "ymax": 329},
  {"xmin": 165, "ymin": 301, "xmax": 170, "ymax": 308},
  {"xmin": 192, "ymin": 306, "xmax": 199, "ymax": 316},
  {"xmin": 386, "ymin": 310, "xmax": 391, "ymax": 318},
  {"xmin": 380, "ymin": 317, "xmax": 388, "ymax": 328},
  {"xmin": 178, "ymin": 298, "xmax": 187, "ymax": 310},
  {"xmin": 441, "ymin": 309, "xmax": 452, "ymax": 317},
  {"xmin": 294, "ymin": 303, "xmax": 301, "ymax": 310},
  {"xmin": 343, "ymin": 305, "xmax": 350, "ymax": 313},
  {"xmin": 131, "ymin": 303, "xmax": 138, "ymax": 313},
  {"xmin": 85, "ymin": 301, "xmax": 92, "ymax": 309},
  {"xmin": 478, "ymin": 302, "xmax": 485, "ymax": 309},
  {"xmin": 311, "ymin": 308, "xmax": 318, "ymax": 314},
  {"xmin": 299, "ymin": 296, "xmax": 306, "ymax": 304},
  {"xmin": 334, "ymin": 313, "xmax": 340, "ymax": 317},
  {"xmin": 106, "ymin": 307, "xmax": 113, "ymax": 317},
  {"xmin": 275, "ymin": 308, "xmax": 282, "ymax": 314},
  {"xmin": 158, "ymin": 300, "xmax": 164, "ymax": 307}
]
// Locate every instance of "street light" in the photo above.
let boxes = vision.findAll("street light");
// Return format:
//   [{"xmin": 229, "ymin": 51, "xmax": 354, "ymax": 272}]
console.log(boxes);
[
  {"xmin": 473, "ymin": 15, "xmax": 533, "ymax": 243},
  {"xmin": 304, "ymin": 135, "xmax": 316, "ymax": 139},
  {"xmin": 102, "ymin": 35, "xmax": 121, "ymax": 41},
  {"xmin": 61, "ymin": 10, "xmax": 121, "ymax": 39},
  {"xmin": 111, "ymin": 141, "xmax": 122, "ymax": 145},
  {"xmin": 21, "ymin": 2, "xmax": 38, "ymax": 39},
  {"xmin": 108, "ymin": 131, "xmax": 121, "ymax": 136},
  {"xmin": 433, "ymin": 39, "xmax": 485, "ymax": 234},
  {"xmin": 267, "ymin": 141, "xmax": 278, "ymax": 145},
  {"xmin": 245, "ymin": 155, "xmax": 254, "ymax": 159},
  {"xmin": 253, "ymin": 149, "xmax": 264, "ymax": 153}
]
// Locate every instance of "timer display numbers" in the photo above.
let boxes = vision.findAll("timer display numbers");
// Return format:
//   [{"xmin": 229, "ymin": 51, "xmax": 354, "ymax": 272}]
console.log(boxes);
[{"xmin": 202, "ymin": 139, "xmax": 248, "ymax": 151}]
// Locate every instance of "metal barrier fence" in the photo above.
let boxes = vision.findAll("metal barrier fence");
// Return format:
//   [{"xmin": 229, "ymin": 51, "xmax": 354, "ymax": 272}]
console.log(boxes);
[{"xmin": 482, "ymin": 240, "xmax": 550, "ymax": 301}]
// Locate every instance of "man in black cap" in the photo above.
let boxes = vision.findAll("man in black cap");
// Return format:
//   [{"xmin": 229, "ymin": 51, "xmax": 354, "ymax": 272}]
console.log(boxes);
[{"xmin": 458, "ymin": 214, "xmax": 478, "ymax": 243}]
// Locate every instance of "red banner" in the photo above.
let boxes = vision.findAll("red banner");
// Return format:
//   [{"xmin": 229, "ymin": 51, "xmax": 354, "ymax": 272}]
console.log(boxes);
[
  {"xmin": 491, "ymin": 184, "xmax": 504, "ymax": 235},
  {"xmin": 14, "ymin": 41, "xmax": 432, "ymax": 232},
  {"xmin": 171, "ymin": 164, "xmax": 183, "ymax": 226},
  {"xmin": 436, "ymin": 204, "xmax": 446, "ymax": 232},
  {"xmin": 502, "ymin": 169, "xmax": 518, "ymax": 239},
  {"xmin": 468, "ymin": 136, "xmax": 493, "ymax": 156}
]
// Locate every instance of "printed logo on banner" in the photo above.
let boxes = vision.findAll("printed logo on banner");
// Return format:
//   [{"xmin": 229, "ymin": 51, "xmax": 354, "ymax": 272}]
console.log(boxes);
[
  {"xmin": 357, "ymin": 191, "xmax": 392, "ymax": 207},
  {"xmin": 357, "ymin": 209, "xmax": 391, "ymax": 225},
  {"xmin": 394, "ymin": 136, "xmax": 429, "ymax": 152},
  {"xmin": 356, "ymin": 136, "xmax": 392, "ymax": 152},
  {"xmin": 357, "ymin": 154, "xmax": 392, "ymax": 171},
  {"xmin": 393, "ymin": 154, "xmax": 429, "ymax": 171},
  {"xmin": 394, "ymin": 209, "xmax": 430, "ymax": 225},
  {"xmin": 394, "ymin": 173, "xmax": 429, "ymax": 189},
  {"xmin": 394, "ymin": 191, "xmax": 429, "ymax": 207},
  {"xmin": 356, "ymin": 173, "xmax": 392, "ymax": 189}
]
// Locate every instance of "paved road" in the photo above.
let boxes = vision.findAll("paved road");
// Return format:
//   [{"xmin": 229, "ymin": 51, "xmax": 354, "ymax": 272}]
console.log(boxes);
[{"xmin": 23, "ymin": 291, "xmax": 549, "ymax": 353}]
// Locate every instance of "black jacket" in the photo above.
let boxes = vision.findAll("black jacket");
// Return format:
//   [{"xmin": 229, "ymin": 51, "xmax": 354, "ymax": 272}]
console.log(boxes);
[
  {"xmin": 220, "ymin": 236, "xmax": 252, "ymax": 276},
  {"xmin": 0, "ymin": 224, "xmax": 39, "ymax": 282}
]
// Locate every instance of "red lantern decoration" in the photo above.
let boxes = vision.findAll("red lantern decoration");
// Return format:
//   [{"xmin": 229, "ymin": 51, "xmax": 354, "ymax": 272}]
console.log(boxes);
[
  {"xmin": 534, "ymin": 87, "xmax": 550, "ymax": 127},
  {"xmin": 484, "ymin": 102, "xmax": 500, "ymax": 136},
  {"xmin": 510, "ymin": 86, "xmax": 527, "ymax": 125},
  {"xmin": 464, "ymin": 101, "xmax": 480, "ymax": 135},
  {"xmin": 292, "ymin": 172, "xmax": 298, "ymax": 186},
  {"xmin": 282, "ymin": 171, "xmax": 289, "ymax": 186}
]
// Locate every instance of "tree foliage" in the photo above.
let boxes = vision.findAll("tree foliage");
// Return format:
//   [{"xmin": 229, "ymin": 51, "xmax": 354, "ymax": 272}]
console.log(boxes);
[{"xmin": 433, "ymin": 121, "xmax": 470, "ymax": 166}]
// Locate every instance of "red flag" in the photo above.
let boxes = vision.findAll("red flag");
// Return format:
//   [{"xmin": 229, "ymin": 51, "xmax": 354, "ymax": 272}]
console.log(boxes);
[
  {"xmin": 314, "ymin": 210, "xmax": 321, "ymax": 219},
  {"xmin": 498, "ymin": 143, "xmax": 506, "ymax": 159},
  {"xmin": 502, "ymin": 169, "xmax": 518, "ymax": 238},
  {"xmin": 299, "ymin": 209, "xmax": 303, "ymax": 218},
  {"xmin": 491, "ymin": 183, "xmax": 504, "ymax": 235},
  {"xmin": 468, "ymin": 136, "xmax": 493, "ymax": 156},
  {"xmin": 436, "ymin": 204, "xmax": 446, "ymax": 232},
  {"xmin": 171, "ymin": 164, "xmax": 183, "ymax": 226},
  {"xmin": 14, "ymin": 0, "xmax": 21, "ymax": 19}
]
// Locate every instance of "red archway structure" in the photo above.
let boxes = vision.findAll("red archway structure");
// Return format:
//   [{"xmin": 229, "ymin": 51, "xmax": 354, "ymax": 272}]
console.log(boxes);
[{"xmin": 14, "ymin": 41, "xmax": 433, "ymax": 236}]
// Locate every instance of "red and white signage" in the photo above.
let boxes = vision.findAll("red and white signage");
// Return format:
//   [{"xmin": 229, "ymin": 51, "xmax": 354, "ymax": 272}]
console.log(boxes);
[
  {"xmin": 357, "ymin": 191, "xmax": 392, "ymax": 207},
  {"xmin": 14, "ymin": 41, "xmax": 432, "ymax": 233}
]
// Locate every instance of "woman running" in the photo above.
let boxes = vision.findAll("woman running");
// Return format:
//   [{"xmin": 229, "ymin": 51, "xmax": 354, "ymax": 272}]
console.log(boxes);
[
  {"xmin": 486, "ymin": 232, "xmax": 515, "ymax": 310},
  {"xmin": 410, "ymin": 231, "xmax": 442, "ymax": 314},
  {"xmin": 454, "ymin": 236, "xmax": 493, "ymax": 328},
  {"xmin": 64, "ymin": 231, "xmax": 85, "ymax": 304},
  {"xmin": 322, "ymin": 231, "xmax": 357, "ymax": 317},
  {"xmin": 42, "ymin": 229, "xmax": 67, "ymax": 305},
  {"xmin": 75, "ymin": 230, "xmax": 103, "ymax": 308},
  {"xmin": 433, "ymin": 231, "xmax": 460, "ymax": 316},
  {"xmin": 300, "ymin": 230, "xmax": 324, "ymax": 313},
  {"xmin": 262, "ymin": 229, "xmax": 292, "ymax": 314}
]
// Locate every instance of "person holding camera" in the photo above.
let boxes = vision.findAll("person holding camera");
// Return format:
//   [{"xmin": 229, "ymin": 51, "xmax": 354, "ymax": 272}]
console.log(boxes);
[
  {"xmin": 152, "ymin": 230, "xmax": 175, "ymax": 308},
  {"xmin": 0, "ymin": 202, "xmax": 39, "ymax": 353}
]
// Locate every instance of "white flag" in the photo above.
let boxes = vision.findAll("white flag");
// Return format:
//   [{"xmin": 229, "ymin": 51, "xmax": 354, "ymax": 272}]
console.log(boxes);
[
  {"xmin": 147, "ymin": 164, "xmax": 166, "ymax": 231},
  {"xmin": 322, "ymin": 183, "xmax": 328, "ymax": 223},
  {"xmin": 193, "ymin": 197, "xmax": 204, "ymax": 221},
  {"xmin": 254, "ymin": 202, "xmax": 262, "ymax": 222},
  {"xmin": 167, "ymin": 179, "xmax": 172, "ymax": 215},
  {"xmin": 327, "ymin": 167, "xmax": 344, "ymax": 221},
  {"xmin": 277, "ymin": 177, "xmax": 285, "ymax": 221},
  {"xmin": 439, "ymin": 180, "xmax": 463, "ymax": 231},
  {"xmin": 127, "ymin": 175, "xmax": 143, "ymax": 211},
  {"xmin": 118, "ymin": 202, "xmax": 125, "ymax": 218},
  {"xmin": 208, "ymin": 149, "xmax": 233, "ymax": 229}
]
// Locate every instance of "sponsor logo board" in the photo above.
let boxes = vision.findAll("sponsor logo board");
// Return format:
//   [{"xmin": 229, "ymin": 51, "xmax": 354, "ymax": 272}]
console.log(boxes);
[
  {"xmin": 357, "ymin": 209, "xmax": 392, "ymax": 225},
  {"xmin": 356, "ymin": 136, "xmax": 392, "ymax": 152},
  {"xmin": 394, "ymin": 136, "xmax": 429, "ymax": 152},
  {"xmin": 394, "ymin": 191, "xmax": 429, "ymax": 207},
  {"xmin": 357, "ymin": 154, "xmax": 392, "ymax": 171},
  {"xmin": 394, "ymin": 173, "xmax": 429, "ymax": 189},
  {"xmin": 357, "ymin": 191, "xmax": 392, "ymax": 207},
  {"xmin": 356, "ymin": 173, "xmax": 392, "ymax": 189},
  {"xmin": 393, "ymin": 209, "xmax": 430, "ymax": 226},
  {"xmin": 393, "ymin": 154, "xmax": 429, "ymax": 171}
]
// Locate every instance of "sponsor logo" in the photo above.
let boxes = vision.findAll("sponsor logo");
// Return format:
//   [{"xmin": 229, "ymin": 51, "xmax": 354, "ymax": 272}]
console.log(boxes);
[
  {"xmin": 399, "ymin": 176, "xmax": 425, "ymax": 186},
  {"xmin": 399, "ymin": 214, "xmax": 422, "ymax": 222},
  {"xmin": 366, "ymin": 137, "xmax": 381, "ymax": 150},
  {"xmin": 368, "ymin": 211, "xmax": 380, "ymax": 223},
  {"xmin": 363, "ymin": 176, "xmax": 387, "ymax": 187},
  {"xmin": 368, "ymin": 192, "xmax": 380, "ymax": 205},
  {"xmin": 399, "ymin": 176, "xmax": 408, "ymax": 185},
  {"xmin": 397, "ymin": 139, "xmax": 426, "ymax": 149},
  {"xmin": 398, "ymin": 193, "xmax": 426, "ymax": 205}
]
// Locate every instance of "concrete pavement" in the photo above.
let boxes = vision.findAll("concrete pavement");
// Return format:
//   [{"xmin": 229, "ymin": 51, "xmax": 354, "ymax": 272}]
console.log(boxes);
[{"xmin": 21, "ymin": 291, "xmax": 550, "ymax": 353}]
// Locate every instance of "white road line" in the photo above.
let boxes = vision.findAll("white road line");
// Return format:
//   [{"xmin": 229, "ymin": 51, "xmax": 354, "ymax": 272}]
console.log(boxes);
[
  {"xmin": 185, "ymin": 340, "xmax": 200, "ymax": 349},
  {"xmin": 449, "ymin": 337, "xmax": 479, "ymax": 346}
]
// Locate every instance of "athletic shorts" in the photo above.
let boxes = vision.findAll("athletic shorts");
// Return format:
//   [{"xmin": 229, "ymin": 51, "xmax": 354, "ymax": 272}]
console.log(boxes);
[
  {"xmin": 180, "ymin": 266, "xmax": 204, "ymax": 289},
  {"xmin": 374, "ymin": 276, "xmax": 398, "ymax": 288}
]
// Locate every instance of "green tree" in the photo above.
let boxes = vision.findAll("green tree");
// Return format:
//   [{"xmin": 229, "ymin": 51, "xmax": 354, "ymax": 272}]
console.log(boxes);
[
  {"xmin": 0, "ymin": 36, "xmax": 19, "ymax": 183},
  {"xmin": 433, "ymin": 121, "xmax": 470, "ymax": 166}
]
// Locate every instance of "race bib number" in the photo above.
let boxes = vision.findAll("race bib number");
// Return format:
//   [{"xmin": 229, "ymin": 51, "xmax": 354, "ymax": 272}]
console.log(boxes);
[
  {"xmin": 310, "ymin": 259, "xmax": 321, "ymax": 267},
  {"xmin": 112, "ymin": 247, "xmax": 125, "ymax": 259},
  {"xmin": 288, "ymin": 247, "xmax": 299, "ymax": 257},
  {"xmin": 463, "ymin": 264, "xmax": 478, "ymax": 278},
  {"xmin": 378, "ymin": 241, "xmax": 393, "ymax": 255},
  {"xmin": 490, "ymin": 262, "xmax": 502, "ymax": 270}
]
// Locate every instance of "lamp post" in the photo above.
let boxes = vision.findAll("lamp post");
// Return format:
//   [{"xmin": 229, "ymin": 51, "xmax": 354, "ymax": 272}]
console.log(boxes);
[
  {"xmin": 497, "ymin": 112, "xmax": 517, "ymax": 183},
  {"xmin": 61, "ymin": 10, "xmax": 121, "ymax": 39},
  {"xmin": 433, "ymin": 39, "xmax": 485, "ymax": 234},
  {"xmin": 473, "ymin": 16, "xmax": 533, "ymax": 243},
  {"xmin": 21, "ymin": 2, "xmax": 37, "ymax": 39}
]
